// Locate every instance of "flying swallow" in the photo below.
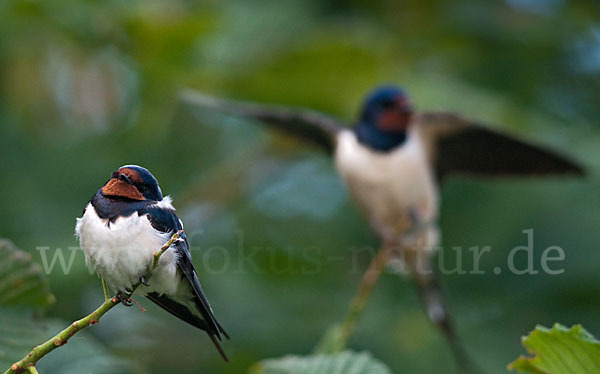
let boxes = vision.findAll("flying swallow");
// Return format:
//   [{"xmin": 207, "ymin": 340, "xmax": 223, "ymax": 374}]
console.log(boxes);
[
  {"xmin": 181, "ymin": 86, "xmax": 584, "ymax": 371},
  {"xmin": 75, "ymin": 165, "xmax": 229, "ymax": 361}
]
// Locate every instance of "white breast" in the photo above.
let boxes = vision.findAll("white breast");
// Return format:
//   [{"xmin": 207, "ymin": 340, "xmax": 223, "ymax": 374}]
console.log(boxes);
[
  {"xmin": 75, "ymin": 203, "xmax": 180, "ymax": 295},
  {"xmin": 334, "ymin": 129, "xmax": 439, "ymax": 243}
]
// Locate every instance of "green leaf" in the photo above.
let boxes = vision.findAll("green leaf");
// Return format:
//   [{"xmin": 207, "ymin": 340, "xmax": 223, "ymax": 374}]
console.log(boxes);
[
  {"xmin": 250, "ymin": 351, "xmax": 391, "ymax": 374},
  {"xmin": 509, "ymin": 323, "xmax": 600, "ymax": 374},
  {"xmin": 0, "ymin": 308, "xmax": 130, "ymax": 373},
  {"xmin": 0, "ymin": 308, "xmax": 47, "ymax": 370},
  {"xmin": 0, "ymin": 239, "xmax": 55, "ymax": 308}
]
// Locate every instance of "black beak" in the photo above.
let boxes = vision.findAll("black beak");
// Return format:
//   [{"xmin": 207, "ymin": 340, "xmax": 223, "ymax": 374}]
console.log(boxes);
[{"xmin": 118, "ymin": 173, "xmax": 133, "ymax": 185}]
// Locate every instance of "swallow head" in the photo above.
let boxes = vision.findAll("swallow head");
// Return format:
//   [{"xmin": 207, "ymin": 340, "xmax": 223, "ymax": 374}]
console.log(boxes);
[
  {"xmin": 355, "ymin": 86, "xmax": 414, "ymax": 151},
  {"xmin": 360, "ymin": 86, "xmax": 413, "ymax": 131},
  {"xmin": 101, "ymin": 165, "xmax": 163, "ymax": 201}
]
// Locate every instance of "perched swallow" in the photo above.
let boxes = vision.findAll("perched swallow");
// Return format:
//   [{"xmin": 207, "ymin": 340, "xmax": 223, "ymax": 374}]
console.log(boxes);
[
  {"xmin": 75, "ymin": 165, "xmax": 229, "ymax": 361},
  {"xmin": 181, "ymin": 86, "xmax": 584, "ymax": 371}
]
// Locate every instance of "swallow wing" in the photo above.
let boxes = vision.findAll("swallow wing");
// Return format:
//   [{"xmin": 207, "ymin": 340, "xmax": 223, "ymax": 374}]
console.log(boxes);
[
  {"xmin": 173, "ymin": 232, "xmax": 226, "ymax": 338},
  {"xmin": 141, "ymin": 206, "xmax": 228, "ymax": 360},
  {"xmin": 416, "ymin": 111, "xmax": 585, "ymax": 181},
  {"xmin": 180, "ymin": 89, "xmax": 346, "ymax": 153},
  {"xmin": 146, "ymin": 291, "xmax": 209, "ymax": 330}
]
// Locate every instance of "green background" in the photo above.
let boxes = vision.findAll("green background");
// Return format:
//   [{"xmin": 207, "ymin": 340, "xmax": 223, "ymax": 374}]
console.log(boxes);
[{"xmin": 0, "ymin": 0, "xmax": 598, "ymax": 373}]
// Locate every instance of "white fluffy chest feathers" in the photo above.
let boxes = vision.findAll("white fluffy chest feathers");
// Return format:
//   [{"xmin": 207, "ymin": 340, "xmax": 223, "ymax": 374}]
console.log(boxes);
[
  {"xmin": 75, "ymin": 203, "xmax": 180, "ymax": 294},
  {"xmin": 334, "ymin": 130, "xmax": 439, "ymax": 231}
]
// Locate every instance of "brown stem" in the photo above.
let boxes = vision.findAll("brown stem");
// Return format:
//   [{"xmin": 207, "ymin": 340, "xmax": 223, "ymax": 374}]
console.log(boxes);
[{"xmin": 339, "ymin": 246, "xmax": 390, "ymax": 344}]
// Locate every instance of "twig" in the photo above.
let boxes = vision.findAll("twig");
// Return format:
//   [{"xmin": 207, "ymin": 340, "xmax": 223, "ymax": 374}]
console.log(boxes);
[
  {"xmin": 338, "ymin": 246, "xmax": 389, "ymax": 344},
  {"xmin": 3, "ymin": 230, "xmax": 183, "ymax": 374}
]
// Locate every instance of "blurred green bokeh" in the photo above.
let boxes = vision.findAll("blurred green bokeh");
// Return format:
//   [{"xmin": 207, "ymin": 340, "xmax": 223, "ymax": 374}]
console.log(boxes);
[{"xmin": 0, "ymin": 1, "xmax": 598, "ymax": 373}]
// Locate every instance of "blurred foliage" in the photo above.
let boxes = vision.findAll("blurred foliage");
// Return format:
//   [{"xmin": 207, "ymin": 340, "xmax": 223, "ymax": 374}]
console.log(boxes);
[
  {"xmin": 0, "ymin": 240, "xmax": 127, "ymax": 373},
  {"xmin": 0, "ymin": 310, "xmax": 130, "ymax": 374},
  {"xmin": 0, "ymin": 240, "xmax": 54, "ymax": 308},
  {"xmin": 0, "ymin": 0, "xmax": 598, "ymax": 373},
  {"xmin": 509, "ymin": 324, "xmax": 600, "ymax": 374},
  {"xmin": 250, "ymin": 351, "xmax": 390, "ymax": 374}
]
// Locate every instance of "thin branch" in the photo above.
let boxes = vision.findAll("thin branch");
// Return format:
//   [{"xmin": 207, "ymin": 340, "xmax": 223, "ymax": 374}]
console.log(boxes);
[
  {"xmin": 339, "ymin": 245, "xmax": 390, "ymax": 344},
  {"xmin": 4, "ymin": 230, "xmax": 183, "ymax": 374}
]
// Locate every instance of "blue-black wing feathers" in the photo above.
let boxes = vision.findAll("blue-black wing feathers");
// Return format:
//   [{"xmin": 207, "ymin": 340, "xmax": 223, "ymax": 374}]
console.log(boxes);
[
  {"xmin": 141, "ymin": 205, "xmax": 229, "ymax": 360},
  {"xmin": 145, "ymin": 292, "xmax": 209, "ymax": 330},
  {"xmin": 180, "ymin": 89, "xmax": 344, "ymax": 153},
  {"xmin": 417, "ymin": 111, "xmax": 585, "ymax": 181}
]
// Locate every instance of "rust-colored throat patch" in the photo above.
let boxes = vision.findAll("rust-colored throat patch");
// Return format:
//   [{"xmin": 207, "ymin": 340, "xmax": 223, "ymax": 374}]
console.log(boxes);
[{"xmin": 102, "ymin": 178, "xmax": 145, "ymax": 201}]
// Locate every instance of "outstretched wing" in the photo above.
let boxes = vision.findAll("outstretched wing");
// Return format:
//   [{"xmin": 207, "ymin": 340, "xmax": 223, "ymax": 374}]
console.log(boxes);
[
  {"xmin": 180, "ymin": 89, "xmax": 346, "ymax": 153},
  {"xmin": 141, "ymin": 206, "xmax": 229, "ymax": 360},
  {"xmin": 415, "ymin": 111, "xmax": 585, "ymax": 181}
]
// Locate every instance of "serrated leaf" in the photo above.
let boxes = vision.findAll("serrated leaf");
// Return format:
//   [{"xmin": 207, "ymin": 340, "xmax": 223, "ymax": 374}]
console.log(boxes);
[
  {"xmin": 250, "ymin": 351, "xmax": 391, "ymax": 374},
  {"xmin": 508, "ymin": 323, "xmax": 600, "ymax": 374},
  {"xmin": 0, "ymin": 308, "xmax": 130, "ymax": 373},
  {"xmin": 0, "ymin": 239, "xmax": 55, "ymax": 307}
]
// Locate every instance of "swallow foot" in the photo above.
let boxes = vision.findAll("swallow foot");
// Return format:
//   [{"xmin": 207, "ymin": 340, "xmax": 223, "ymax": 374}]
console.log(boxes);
[
  {"xmin": 139, "ymin": 275, "xmax": 150, "ymax": 286},
  {"xmin": 115, "ymin": 291, "xmax": 133, "ymax": 307}
]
